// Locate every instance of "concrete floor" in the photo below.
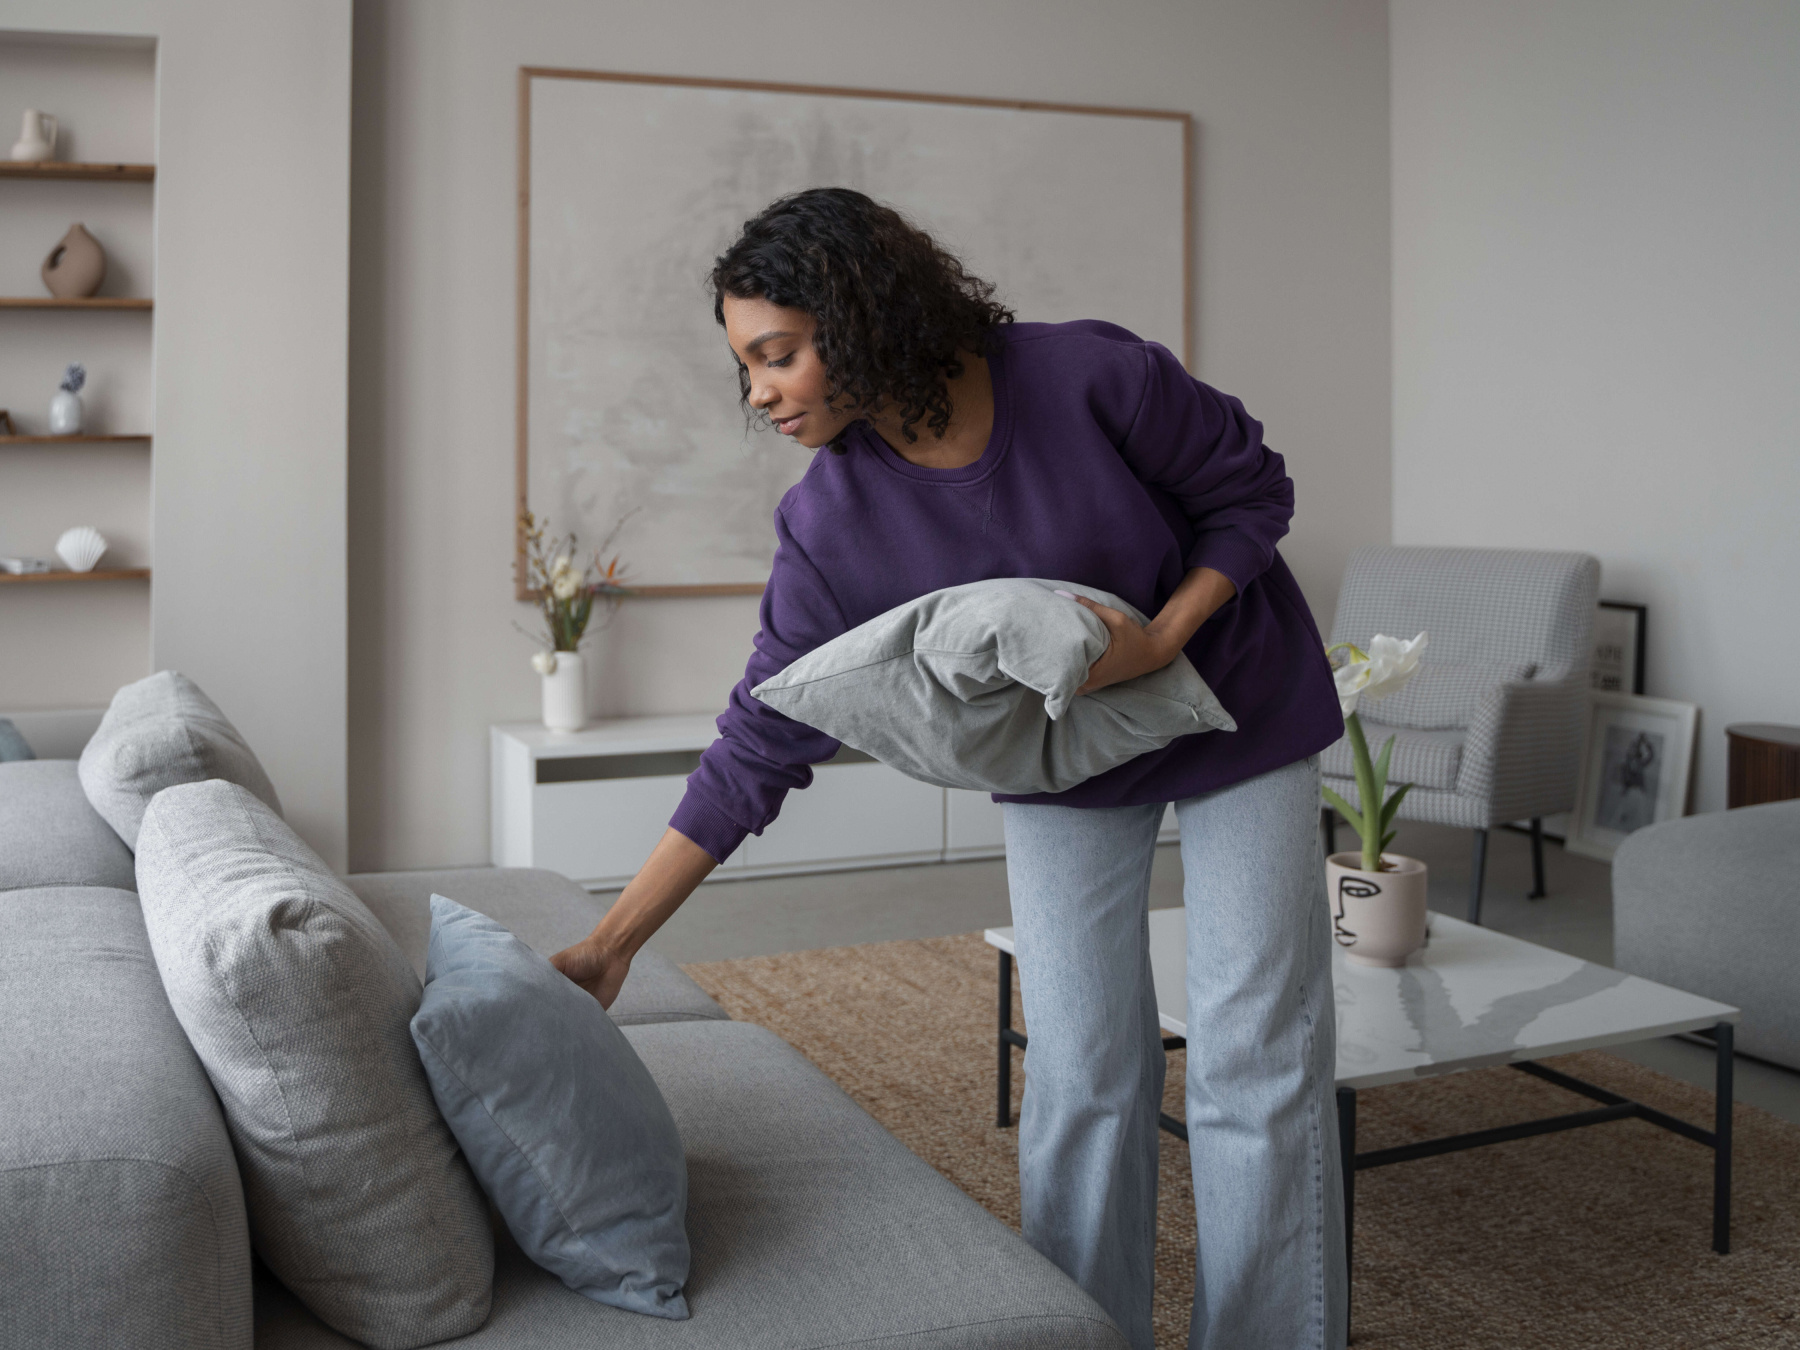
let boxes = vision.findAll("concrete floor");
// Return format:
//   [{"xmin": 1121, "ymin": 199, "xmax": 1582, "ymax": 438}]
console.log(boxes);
[{"xmin": 615, "ymin": 818, "xmax": 1800, "ymax": 1125}]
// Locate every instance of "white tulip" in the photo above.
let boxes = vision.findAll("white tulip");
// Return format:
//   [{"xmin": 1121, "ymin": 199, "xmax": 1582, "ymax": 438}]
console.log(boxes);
[
  {"xmin": 551, "ymin": 571, "xmax": 580, "ymax": 601},
  {"xmin": 1329, "ymin": 632, "xmax": 1427, "ymax": 717},
  {"xmin": 531, "ymin": 650, "xmax": 557, "ymax": 676}
]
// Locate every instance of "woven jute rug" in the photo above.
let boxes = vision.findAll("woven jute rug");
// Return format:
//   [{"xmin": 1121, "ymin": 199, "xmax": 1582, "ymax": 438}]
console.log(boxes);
[{"xmin": 684, "ymin": 932, "xmax": 1800, "ymax": 1349}]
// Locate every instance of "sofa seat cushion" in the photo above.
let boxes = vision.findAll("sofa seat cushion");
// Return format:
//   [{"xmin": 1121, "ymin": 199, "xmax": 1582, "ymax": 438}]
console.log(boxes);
[
  {"xmin": 0, "ymin": 759, "xmax": 135, "ymax": 892},
  {"xmin": 1322, "ymin": 721, "xmax": 1465, "ymax": 791},
  {"xmin": 136, "ymin": 782, "xmax": 493, "ymax": 1350},
  {"xmin": 254, "ymin": 1019, "xmax": 1125, "ymax": 1350},
  {"xmin": 79, "ymin": 670, "xmax": 282, "ymax": 850},
  {"xmin": 0, "ymin": 886, "xmax": 251, "ymax": 1350},
  {"xmin": 348, "ymin": 866, "xmax": 727, "ymax": 1026}
]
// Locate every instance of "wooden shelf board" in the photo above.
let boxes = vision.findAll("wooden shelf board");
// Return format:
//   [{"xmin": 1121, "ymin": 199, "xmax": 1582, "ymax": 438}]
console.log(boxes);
[
  {"xmin": 0, "ymin": 296, "xmax": 152, "ymax": 310},
  {"xmin": 0, "ymin": 567, "xmax": 150, "ymax": 586},
  {"xmin": 0, "ymin": 433, "xmax": 150, "ymax": 445},
  {"xmin": 0, "ymin": 161, "xmax": 154, "ymax": 183}
]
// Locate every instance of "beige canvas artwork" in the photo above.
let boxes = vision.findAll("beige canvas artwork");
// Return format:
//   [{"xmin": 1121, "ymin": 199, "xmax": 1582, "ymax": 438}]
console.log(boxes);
[{"xmin": 520, "ymin": 71, "xmax": 1188, "ymax": 593}]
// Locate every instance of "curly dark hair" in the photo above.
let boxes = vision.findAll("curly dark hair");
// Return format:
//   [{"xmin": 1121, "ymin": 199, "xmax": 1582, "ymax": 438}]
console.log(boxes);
[{"xmin": 710, "ymin": 188, "xmax": 1013, "ymax": 449}]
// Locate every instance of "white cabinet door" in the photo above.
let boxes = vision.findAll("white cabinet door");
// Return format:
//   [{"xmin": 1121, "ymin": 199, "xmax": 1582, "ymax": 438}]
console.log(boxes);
[
  {"xmin": 533, "ymin": 775, "xmax": 693, "ymax": 887},
  {"xmin": 742, "ymin": 761, "xmax": 943, "ymax": 872},
  {"xmin": 945, "ymin": 788, "xmax": 1008, "ymax": 859}
]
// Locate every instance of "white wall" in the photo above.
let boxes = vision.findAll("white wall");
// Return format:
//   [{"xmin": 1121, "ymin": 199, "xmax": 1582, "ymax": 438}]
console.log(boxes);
[
  {"xmin": 5, "ymin": 4, "xmax": 352, "ymax": 865},
  {"xmin": 348, "ymin": 0, "xmax": 1391, "ymax": 871},
  {"xmin": 1392, "ymin": 0, "xmax": 1800, "ymax": 815}
]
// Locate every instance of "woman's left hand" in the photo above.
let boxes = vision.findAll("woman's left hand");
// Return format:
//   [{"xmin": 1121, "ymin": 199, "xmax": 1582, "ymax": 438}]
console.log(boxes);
[{"xmin": 1066, "ymin": 594, "xmax": 1181, "ymax": 695}]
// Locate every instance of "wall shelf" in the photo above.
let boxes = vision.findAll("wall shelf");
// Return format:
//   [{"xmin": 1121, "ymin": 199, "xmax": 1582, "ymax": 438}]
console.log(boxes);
[
  {"xmin": 0, "ymin": 433, "xmax": 150, "ymax": 445},
  {"xmin": 0, "ymin": 567, "xmax": 150, "ymax": 585},
  {"xmin": 0, "ymin": 296, "xmax": 152, "ymax": 310},
  {"xmin": 0, "ymin": 160, "xmax": 154, "ymax": 183}
]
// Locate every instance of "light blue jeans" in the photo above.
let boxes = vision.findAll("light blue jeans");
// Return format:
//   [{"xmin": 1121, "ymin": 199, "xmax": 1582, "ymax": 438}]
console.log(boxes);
[{"xmin": 1003, "ymin": 755, "xmax": 1345, "ymax": 1350}]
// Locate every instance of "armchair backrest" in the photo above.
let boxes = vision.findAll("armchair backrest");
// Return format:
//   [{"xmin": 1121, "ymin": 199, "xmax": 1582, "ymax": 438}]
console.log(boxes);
[{"xmin": 1329, "ymin": 546, "xmax": 1600, "ymax": 684}]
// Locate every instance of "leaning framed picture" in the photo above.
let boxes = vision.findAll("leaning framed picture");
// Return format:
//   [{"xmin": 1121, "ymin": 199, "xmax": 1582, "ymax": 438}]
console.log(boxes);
[
  {"xmin": 1592, "ymin": 601, "xmax": 1647, "ymax": 695},
  {"xmin": 1566, "ymin": 693, "xmax": 1699, "ymax": 862}
]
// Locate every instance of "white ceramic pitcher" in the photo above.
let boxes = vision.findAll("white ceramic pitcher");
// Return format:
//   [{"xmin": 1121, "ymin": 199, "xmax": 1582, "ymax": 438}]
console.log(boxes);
[{"xmin": 11, "ymin": 110, "xmax": 57, "ymax": 162}]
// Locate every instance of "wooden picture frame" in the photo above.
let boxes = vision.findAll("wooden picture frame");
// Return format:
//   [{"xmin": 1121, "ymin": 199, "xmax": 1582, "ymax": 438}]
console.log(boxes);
[
  {"xmin": 515, "ymin": 68, "xmax": 1193, "ymax": 598},
  {"xmin": 1566, "ymin": 692, "xmax": 1698, "ymax": 862}
]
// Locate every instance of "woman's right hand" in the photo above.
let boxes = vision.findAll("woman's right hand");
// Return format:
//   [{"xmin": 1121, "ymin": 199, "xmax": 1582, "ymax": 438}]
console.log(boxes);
[
  {"xmin": 550, "ymin": 827, "xmax": 719, "ymax": 1007},
  {"xmin": 550, "ymin": 938, "xmax": 633, "ymax": 1010}
]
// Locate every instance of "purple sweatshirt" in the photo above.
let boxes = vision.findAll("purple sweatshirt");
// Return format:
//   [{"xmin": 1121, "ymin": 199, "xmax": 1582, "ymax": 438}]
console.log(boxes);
[{"xmin": 669, "ymin": 320, "xmax": 1344, "ymax": 863}]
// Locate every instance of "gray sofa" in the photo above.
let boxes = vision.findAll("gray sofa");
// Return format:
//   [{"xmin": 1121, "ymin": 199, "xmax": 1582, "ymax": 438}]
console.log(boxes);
[
  {"xmin": 0, "ymin": 756, "xmax": 1123, "ymax": 1350},
  {"xmin": 1613, "ymin": 798, "xmax": 1800, "ymax": 1071}
]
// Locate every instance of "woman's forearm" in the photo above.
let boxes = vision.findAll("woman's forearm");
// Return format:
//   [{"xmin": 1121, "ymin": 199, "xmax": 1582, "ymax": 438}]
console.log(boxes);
[
  {"xmin": 1145, "ymin": 566, "xmax": 1237, "ymax": 657},
  {"xmin": 587, "ymin": 828, "xmax": 717, "ymax": 959}
]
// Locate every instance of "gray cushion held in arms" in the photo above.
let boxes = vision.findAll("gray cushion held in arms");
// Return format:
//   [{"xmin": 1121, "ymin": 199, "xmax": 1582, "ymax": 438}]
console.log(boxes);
[
  {"xmin": 412, "ymin": 896, "xmax": 691, "ymax": 1320},
  {"xmin": 752, "ymin": 578, "xmax": 1235, "ymax": 795},
  {"xmin": 79, "ymin": 670, "xmax": 282, "ymax": 850},
  {"xmin": 134, "ymin": 780, "xmax": 493, "ymax": 1350}
]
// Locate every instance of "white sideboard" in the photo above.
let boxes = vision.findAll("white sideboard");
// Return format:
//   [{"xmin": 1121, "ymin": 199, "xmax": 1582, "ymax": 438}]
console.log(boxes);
[{"xmin": 492, "ymin": 717, "xmax": 1178, "ymax": 890}]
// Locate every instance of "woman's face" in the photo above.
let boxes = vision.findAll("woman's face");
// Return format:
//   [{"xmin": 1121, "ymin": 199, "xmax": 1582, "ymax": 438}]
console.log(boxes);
[{"xmin": 721, "ymin": 294, "xmax": 856, "ymax": 450}]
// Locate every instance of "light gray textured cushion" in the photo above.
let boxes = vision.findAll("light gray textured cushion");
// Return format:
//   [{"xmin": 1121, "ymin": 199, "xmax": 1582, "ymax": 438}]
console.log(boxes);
[
  {"xmin": 255, "ymin": 1019, "xmax": 1125, "ymax": 1349},
  {"xmin": 413, "ymin": 897, "xmax": 690, "ymax": 1319},
  {"xmin": 1370, "ymin": 659, "xmax": 1533, "ymax": 731},
  {"xmin": 752, "ymin": 577, "xmax": 1234, "ymax": 795},
  {"xmin": 0, "ymin": 886, "xmax": 251, "ymax": 1350},
  {"xmin": 135, "ymin": 781, "xmax": 492, "ymax": 1349},
  {"xmin": 1321, "ymin": 720, "xmax": 1465, "ymax": 790},
  {"xmin": 0, "ymin": 715, "xmax": 33, "ymax": 759},
  {"xmin": 0, "ymin": 759, "xmax": 135, "ymax": 892},
  {"xmin": 347, "ymin": 866, "xmax": 728, "ymax": 1026},
  {"xmin": 1614, "ymin": 800, "xmax": 1800, "ymax": 1070},
  {"xmin": 79, "ymin": 670, "xmax": 282, "ymax": 849}
]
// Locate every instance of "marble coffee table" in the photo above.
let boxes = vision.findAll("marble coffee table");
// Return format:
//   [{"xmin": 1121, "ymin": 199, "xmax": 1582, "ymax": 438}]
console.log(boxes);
[{"xmin": 985, "ymin": 908, "xmax": 1740, "ymax": 1272}]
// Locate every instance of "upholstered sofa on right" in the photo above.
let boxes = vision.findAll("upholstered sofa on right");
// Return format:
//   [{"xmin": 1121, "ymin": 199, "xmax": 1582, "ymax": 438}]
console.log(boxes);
[{"xmin": 0, "ymin": 683, "xmax": 1124, "ymax": 1350}]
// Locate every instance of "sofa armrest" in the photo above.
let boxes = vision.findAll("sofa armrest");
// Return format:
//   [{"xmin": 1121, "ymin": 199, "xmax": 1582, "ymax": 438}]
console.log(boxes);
[{"xmin": 1455, "ymin": 668, "xmax": 1587, "ymax": 822}]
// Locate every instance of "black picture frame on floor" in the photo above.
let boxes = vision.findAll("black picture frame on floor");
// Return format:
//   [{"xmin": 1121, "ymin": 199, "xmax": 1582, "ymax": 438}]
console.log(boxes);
[{"xmin": 1593, "ymin": 601, "xmax": 1647, "ymax": 696}]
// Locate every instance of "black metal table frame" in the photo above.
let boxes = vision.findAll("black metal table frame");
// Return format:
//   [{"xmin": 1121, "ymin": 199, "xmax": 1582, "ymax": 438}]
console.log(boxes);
[{"xmin": 994, "ymin": 948, "xmax": 1735, "ymax": 1285}]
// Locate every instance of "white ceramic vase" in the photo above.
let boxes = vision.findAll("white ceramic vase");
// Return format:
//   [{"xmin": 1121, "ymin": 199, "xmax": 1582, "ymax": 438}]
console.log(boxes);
[
  {"xmin": 1325, "ymin": 852, "xmax": 1429, "ymax": 967},
  {"xmin": 11, "ymin": 110, "xmax": 56, "ymax": 162},
  {"xmin": 49, "ymin": 390, "xmax": 83, "ymax": 435},
  {"xmin": 540, "ymin": 650, "xmax": 587, "ymax": 732}
]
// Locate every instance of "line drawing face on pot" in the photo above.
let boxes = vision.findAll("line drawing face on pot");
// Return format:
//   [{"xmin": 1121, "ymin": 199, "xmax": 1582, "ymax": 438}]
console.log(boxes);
[{"xmin": 1334, "ymin": 875, "xmax": 1381, "ymax": 948}]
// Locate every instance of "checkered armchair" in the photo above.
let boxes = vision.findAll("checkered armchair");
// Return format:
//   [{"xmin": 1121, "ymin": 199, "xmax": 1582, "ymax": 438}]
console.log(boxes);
[{"xmin": 1322, "ymin": 547, "xmax": 1600, "ymax": 923}]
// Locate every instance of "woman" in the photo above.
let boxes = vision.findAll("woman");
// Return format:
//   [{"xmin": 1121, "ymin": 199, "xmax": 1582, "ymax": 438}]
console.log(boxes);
[{"xmin": 553, "ymin": 187, "xmax": 1346, "ymax": 1350}]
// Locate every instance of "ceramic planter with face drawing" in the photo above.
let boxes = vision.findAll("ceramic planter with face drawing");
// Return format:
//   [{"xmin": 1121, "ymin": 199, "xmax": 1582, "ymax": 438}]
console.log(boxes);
[{"xmin": 1325, "ymin": 853, "xmax": 1428, "ymax": 967}]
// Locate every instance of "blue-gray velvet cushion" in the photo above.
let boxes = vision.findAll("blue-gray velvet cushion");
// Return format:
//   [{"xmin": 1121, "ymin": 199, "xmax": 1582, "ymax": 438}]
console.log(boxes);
[
  {"xmin": 0, "ymin": 717, "xmax": 33, "ymax": 760},
  {"xmin": 751, "ymin": 578, "xmax": 1235, "ymax": 795},
  {"xmin": 410, "ymin": 896, "xmax": 691, "ymax": 1320}
]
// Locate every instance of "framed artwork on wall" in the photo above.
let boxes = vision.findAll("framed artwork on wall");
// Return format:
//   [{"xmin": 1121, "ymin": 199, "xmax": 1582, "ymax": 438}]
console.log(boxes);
[
  {"xmin": 515, "ymin": 67, "xmax": 1191, "ymax": 596},
  {"xmin": 1566, "ymin": 692, "xmax": 1698, "ymax": 862},
  {"xmin": 1592, "ymin": 601, "xmax": 1647, "ymax": 695}
]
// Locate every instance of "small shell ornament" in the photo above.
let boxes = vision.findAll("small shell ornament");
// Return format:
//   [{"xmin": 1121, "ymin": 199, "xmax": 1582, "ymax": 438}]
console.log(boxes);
[{"xmin": 55, "ymin": 525, "xmax": 107, "ymax": 573}]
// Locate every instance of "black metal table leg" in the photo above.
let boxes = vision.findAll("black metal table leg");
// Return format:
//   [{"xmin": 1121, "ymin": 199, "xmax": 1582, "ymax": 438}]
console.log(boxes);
[
  {"xmin": 997, "ymin": 950, "xmax": 1013, "ymax": 1128},
  {"xmin": 1527, "ymin": 817, "xmax": 1547, "ymax": 899},
  {"xmin": 1715, "ymin": 1021, "xmax": 1733, "ymax": 1254},
  {"xmin": 1468, "ymin": 828, "xmax": 1489, "ymax": 925},
  {"xmin": 1337, "ymin": 1085, "xmax": 1356, "ymax": 1328}
]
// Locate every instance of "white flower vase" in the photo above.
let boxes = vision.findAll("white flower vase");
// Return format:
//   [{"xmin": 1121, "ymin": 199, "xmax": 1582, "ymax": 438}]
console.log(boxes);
[
  {"xmin": 539, "ymin": 651, "xmax": 587, "ymax": 732},
  {"xmin": 49, "ymin": 390, "xmax": 83, "ymax": 435},
  {"xmin": 1325, "ymin": 853, "xmax": 1429, "ymax": 967}
]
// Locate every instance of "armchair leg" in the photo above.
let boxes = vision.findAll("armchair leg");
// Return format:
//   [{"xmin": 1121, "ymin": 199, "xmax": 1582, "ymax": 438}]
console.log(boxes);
[
  {"xmin": 1469, "ymin": 828, "xmax": 1489, "ymax": 925},
  {"xmin": 1322, "ymin": 807, "xmax": 1336, "ymax": 858},
  {"xmin": 1528, "ymin": 817, "xmax": 1547, "ymax": 899}
]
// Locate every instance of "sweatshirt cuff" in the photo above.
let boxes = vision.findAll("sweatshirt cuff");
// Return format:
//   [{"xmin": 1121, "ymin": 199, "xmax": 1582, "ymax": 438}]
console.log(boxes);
[
  {"xmin": 669, "ymin": 789, "xmax": 750, "ymax": 866},
  {"xmin": 1186, "ymin": 529, "xmax": 1267, "ymax": 598}
]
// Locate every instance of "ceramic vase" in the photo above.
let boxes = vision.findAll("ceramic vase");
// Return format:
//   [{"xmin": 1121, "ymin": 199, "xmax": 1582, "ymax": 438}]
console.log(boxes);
[
  {"xmin": 49, "ymin": 390, "xmax": 83, "ymax": 435},
  {"xmin": 1325, "ymin": 852, "xmax": 1429, "ymax": 967},
  {"xmin": 540, "ymin": 651, "xmax": 587, "ymax": 732},
  {"xmin": 11, "ymin": 110, "xmax": 56, "ymax": 162},
  {"xmin": 42, "ymin": 223, "xmax": 106, "ymax": 299}
]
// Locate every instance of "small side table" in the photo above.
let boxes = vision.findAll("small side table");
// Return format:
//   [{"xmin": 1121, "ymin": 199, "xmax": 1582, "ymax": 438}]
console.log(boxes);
[{"xmin": 1726, "ymin": 723, "xmax": 1800, "ymax": 808}]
